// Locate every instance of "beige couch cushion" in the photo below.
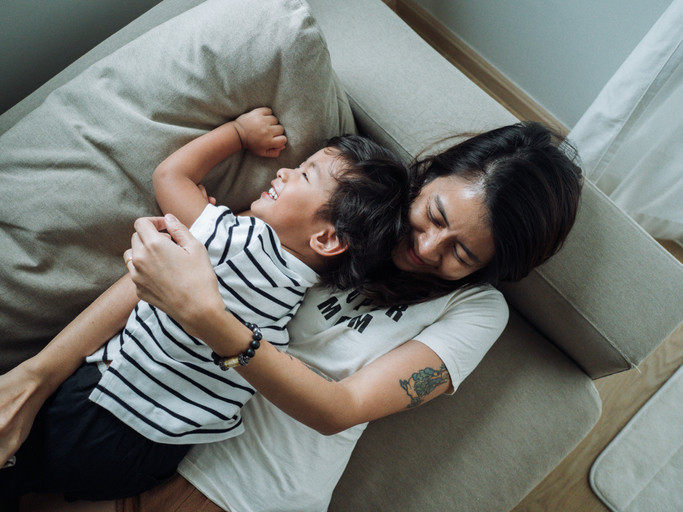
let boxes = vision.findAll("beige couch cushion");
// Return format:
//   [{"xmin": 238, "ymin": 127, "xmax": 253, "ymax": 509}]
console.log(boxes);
[
  {"xmin": 329, "ymin": 311, "xmax": 601, "ymax": 511},
  {"xmin": 0, "ymin": 0, "xmax": 355, "ymax": 372}
]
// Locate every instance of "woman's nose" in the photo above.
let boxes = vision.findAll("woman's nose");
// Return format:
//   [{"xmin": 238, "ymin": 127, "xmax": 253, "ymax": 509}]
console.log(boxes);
[{"xmin": 418, "ymin": 228, "xmax": 441, "ymax": 264}]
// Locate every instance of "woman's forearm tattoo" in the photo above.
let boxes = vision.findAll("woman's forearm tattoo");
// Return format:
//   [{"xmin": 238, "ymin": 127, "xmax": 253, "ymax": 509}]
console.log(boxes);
[
  {"xmin": 400, "ymin": 364, "xmax": 450, "ymax": 408},
  {"xmin": 303, "ymin": 361, "xmax": 336, "ymax": 382}
]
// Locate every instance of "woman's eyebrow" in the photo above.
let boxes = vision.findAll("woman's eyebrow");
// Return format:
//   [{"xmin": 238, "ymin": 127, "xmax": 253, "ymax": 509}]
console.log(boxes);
[{"xmin": 435, "ymin": 195, "xmax": 481, "ymax": 264}]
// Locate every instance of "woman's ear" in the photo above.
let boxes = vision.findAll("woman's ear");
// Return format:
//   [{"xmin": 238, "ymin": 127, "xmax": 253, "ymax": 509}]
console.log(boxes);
[{"xmin": 309, "ymin": 226, "xmax": 349, "ymax": 258}]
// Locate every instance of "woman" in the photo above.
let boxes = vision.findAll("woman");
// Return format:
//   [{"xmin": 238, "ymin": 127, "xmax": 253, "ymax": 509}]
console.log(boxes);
[{"xmin": 0, "ymin": 122, "xmax": 582, "ymax": 512}]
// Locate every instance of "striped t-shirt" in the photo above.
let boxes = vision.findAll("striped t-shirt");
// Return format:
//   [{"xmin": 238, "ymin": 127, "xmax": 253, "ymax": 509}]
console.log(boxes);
[{"xmin": 86, "ymin": 204, "xmax": 318, "ymax": 444}]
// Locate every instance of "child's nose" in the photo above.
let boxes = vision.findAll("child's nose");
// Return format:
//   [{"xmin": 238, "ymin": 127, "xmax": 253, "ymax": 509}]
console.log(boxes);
[{"xmin": 277, "ymin": 168, "xmax": 292, "ymax": 181}]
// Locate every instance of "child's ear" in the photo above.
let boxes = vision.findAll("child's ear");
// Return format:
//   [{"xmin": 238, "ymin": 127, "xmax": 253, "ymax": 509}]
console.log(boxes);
[{"xmin": 309, "ymin": 226, "xmax": 349, "ymax": 257}]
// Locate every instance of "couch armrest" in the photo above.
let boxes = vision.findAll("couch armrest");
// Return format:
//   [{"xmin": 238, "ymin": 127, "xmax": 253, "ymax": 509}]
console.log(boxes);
[{"xmin": 501, "ymin": 182, "xmax": 683, "ymax": 378}]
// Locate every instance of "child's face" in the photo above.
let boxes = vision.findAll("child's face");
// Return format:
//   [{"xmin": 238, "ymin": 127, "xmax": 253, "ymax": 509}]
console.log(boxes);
[{"xmin": 250, "ymin": 147, "xmax": 341, "ymax": 248}]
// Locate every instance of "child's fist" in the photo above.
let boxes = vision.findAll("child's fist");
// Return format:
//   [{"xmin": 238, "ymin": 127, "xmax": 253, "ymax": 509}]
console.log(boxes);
[{"xmin": 234, "ymin": 107, "xmax": 287, "ymax": 158}]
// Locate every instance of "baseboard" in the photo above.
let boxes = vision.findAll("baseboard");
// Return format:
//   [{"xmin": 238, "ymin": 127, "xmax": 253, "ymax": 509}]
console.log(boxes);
[{"xmin": 391, "ymin": 0, "xmax": 569, "ymax": 135}]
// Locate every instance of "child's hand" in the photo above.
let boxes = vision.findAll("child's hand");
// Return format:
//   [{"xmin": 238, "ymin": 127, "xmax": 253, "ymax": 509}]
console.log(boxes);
[{"xmin": 234, "ymin": 107, "xmax": 287, "ymax": 158}]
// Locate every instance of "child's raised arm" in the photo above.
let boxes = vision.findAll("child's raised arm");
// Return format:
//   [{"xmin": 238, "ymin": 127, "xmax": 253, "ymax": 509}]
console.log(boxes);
[{"xmin": 153, "ymin": 107, "xmax": 287, "ymax": 227}]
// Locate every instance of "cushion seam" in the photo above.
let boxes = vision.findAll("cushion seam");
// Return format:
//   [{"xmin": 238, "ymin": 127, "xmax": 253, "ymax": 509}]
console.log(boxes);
[
  {"xmin": 344, "ymin": 94, "xmax": 412, "ymax": 162},
  {"xmin": 533, "ymin": 266, "xmax": 633, "ymax": 371}
]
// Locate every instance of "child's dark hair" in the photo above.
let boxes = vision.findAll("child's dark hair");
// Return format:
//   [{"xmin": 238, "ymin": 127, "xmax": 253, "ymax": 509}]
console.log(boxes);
[{"xmin": 315, "ymin": 135, "xmax": 409, "ymax": 294}]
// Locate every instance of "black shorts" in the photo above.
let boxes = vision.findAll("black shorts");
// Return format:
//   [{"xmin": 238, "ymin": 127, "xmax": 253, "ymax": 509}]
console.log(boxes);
[{"xmin": 0, "ymin": 363, "xmax": 190, "ymax": 501}]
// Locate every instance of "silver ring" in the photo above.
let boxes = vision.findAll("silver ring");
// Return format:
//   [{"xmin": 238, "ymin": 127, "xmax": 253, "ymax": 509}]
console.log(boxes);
[{"xmin": 2, "ymin": 456, "xmax": 16, "ymax": 469}]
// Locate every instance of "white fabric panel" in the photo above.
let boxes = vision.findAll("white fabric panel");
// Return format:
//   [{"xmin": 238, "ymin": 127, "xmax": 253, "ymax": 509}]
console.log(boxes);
[{"xmin": 570, "ymin": 0, "xmax": 683, "ymax": 243}]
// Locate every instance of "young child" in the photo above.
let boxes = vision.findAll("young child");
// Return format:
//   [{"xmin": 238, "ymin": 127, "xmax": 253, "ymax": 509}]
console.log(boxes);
[{"xmin": 0, "ymin": 108, "xmax": 409, "ymax": 501}]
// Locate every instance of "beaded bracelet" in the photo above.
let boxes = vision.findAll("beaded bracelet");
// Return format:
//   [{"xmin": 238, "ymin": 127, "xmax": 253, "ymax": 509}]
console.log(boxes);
[{"xmin": 211, "ymin": 322, "xmax": 262, "ymax": 370}]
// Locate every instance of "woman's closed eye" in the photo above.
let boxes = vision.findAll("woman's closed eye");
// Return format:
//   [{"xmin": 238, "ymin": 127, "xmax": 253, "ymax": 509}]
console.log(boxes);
[
  {"xmin": 428, "ymin": 204, "xmax": 471, "ymax": 266},
  {"xmin": 452, "ymin": 245, "xmax": 469, "ymax": 266},
  {"xmin": 427, "ymin": 204, "xmax": 442, "ymax": 227}
]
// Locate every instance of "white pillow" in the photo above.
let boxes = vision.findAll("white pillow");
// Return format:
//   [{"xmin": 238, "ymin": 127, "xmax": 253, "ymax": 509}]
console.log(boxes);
[{"xmin": 0, "ymin": 0, "xmax": 356, "ymax": 370}]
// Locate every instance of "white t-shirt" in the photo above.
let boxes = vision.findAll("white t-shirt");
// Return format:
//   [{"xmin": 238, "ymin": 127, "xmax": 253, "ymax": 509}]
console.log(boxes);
[
  {"xmin": 87, "ymin": 204, "xmax": 317, "ymax": 444},
  {"xmin": 179, "ymin": 283, "xmax": 508, "ymax": 511}
]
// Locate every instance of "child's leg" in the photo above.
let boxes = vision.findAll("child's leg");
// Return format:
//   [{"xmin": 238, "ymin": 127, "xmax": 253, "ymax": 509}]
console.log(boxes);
[{"xmin": 0, "ymin": 363, "xmax": 190, "ymax": 501}]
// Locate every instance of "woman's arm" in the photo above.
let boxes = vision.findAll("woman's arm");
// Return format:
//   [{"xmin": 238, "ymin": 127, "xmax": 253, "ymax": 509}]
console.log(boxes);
[
  {"xmin": 153, "ymin": 107, "xmax": 286, "ymax": 227},
  {"xmin": 129, "ymin": 216, "xmax": 451, "ymax": 436},
  {"xmin": 0, "ymin": 273, "xmax": 139, "ymax": 465},
  {"xmin": 240, "ymin": 336, "xmax": 449, "ymax": 435}
]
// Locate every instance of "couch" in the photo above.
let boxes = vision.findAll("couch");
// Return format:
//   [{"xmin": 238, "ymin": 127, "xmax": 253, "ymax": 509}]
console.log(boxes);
[{"xmin": 1, "ymin": 0, "xmax": 682, "ymax": 510}]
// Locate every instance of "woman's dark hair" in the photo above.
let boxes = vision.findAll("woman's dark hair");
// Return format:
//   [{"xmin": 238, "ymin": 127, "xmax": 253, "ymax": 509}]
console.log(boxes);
[
  {"xmin": 364, "ymin": 121, "xmax": 584, "ymax": 306},
  {"xmin": 315, "ymin": 135, "xmax": 409, "ymax": 293}
]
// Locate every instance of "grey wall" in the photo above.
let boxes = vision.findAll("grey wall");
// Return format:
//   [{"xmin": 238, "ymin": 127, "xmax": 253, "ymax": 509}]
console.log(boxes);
[
  {"xmin": 413, "ymin": 0, "xmax": 673, "ymax": 128},
  {"xmin": 1, "ymin": 0, "xmax": 163, "ymax": 114},
  {"xmin": 1, "ymin": 0, "xmax": 674, "ymax": 124}
]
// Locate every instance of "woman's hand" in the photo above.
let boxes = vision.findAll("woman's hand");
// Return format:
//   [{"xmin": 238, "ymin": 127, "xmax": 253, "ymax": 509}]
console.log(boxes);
[
  {"xmin": 233, "ymin": 107, "xmax": 287, "ymax": 158},
  {"xmin": 125, "ymin": 214, "xmax": 226, "ymax": 338},
  {"xmin": 1, "ymin": 273, "xmax": 140, "ymax": 467},
  {"xmin": 0, "ymin": 361, "xmax": 48, "ymax": 467}
]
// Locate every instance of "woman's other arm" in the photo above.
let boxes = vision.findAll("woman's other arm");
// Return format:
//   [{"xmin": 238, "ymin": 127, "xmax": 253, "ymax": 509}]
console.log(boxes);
[
  {"xmin": 0, "ymin": 273, "xmax": 139, "ymax": 465},
  {"xmin": 153, "ymin": 108, "xmax": 286, "ymax": 227},
  {"xmin": 129, "ymin": 216, "xmax": 452, "ymax": 436}
]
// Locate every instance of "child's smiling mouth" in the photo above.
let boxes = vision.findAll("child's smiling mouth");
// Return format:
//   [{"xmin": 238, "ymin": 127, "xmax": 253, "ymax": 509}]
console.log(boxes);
[{"xmin": 267, "ymin": 187, "xmax": 279, "ymax": 200}]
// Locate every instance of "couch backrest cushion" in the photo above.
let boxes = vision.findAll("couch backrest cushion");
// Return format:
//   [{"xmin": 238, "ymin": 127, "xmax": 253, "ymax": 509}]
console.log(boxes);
[
  {"xmin": 308, "ymin": 0, "xmax": 517, "ymax": 163},
  {"xmin": 0, "ymin": 0, "xmax": 356, "ymax": 371}
]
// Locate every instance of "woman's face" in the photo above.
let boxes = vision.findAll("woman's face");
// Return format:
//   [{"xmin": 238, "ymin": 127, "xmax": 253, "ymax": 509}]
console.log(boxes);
[{"xmin": 392, "ymin": 175, "xmax": 495, "ymax": 281}]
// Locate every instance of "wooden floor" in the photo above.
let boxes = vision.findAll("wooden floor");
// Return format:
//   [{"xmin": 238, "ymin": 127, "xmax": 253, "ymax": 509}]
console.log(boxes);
[
  {"xmin": 513, "ymin": 242, "xmax": 683, "ymax": 511},
  {"xmin": 382, "ymin": 2, "xmax": 683, "ymax": 509}
]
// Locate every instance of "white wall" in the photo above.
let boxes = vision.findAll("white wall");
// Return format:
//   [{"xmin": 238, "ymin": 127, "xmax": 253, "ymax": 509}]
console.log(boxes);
[{"xmin": 413, "ymin": 0, "xmax": 673, "ymax": 128}]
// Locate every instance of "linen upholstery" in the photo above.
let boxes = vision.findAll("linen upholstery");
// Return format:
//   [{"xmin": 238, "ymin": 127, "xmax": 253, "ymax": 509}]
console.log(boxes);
[
  {"xmin": 0, "ymin": 0, "xmax": 355, "ymax": 372},
  {"xmin": 0, "ymin": 0, "xmax": 205, "ymax": 134},
  {"xmin": 307, "ymin": 0, "xmax": 517, "ymax": 162}
]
